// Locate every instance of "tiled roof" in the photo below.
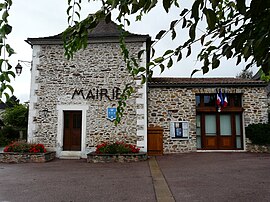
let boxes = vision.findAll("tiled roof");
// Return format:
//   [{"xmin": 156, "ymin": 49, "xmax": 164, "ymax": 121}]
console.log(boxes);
[
  {"xmin": 148, "ymin": 77, "xmax": 267, "ymax": 87},
  {"xmin": 27, "ymin": 20, "xmax": 150, "ymax": 45}
]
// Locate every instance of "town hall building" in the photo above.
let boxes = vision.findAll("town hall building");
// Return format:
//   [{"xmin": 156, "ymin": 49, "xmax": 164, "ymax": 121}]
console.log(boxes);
[{"xmin": 26, "ymin": 20, "xmax": 268, "ymax": 158}]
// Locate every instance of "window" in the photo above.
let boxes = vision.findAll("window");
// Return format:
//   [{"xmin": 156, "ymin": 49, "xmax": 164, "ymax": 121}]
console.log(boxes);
[
  {"xmin": 170, "ymin": 121, "xmax": 189, "ymax": 139},
  {"xmin": 204, "ymin": 95, "xmax": 216, "ymax": 106}
]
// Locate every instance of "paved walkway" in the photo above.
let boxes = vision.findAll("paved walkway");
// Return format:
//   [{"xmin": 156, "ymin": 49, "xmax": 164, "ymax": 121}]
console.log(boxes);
[{"xmin": 0, "ymin": 153, "xmax": 270, "ymax": 202}]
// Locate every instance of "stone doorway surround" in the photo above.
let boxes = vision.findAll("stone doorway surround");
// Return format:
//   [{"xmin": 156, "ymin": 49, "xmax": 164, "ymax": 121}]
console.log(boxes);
[{"xmin": 56, "ymin": 105, "xmax": 89, "ymax": 158}]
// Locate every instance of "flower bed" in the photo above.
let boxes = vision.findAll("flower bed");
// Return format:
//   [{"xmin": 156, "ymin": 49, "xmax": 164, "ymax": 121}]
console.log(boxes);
[
  {"xmin": 87, "ymin": 142, "xmax": 147, "ymax": 163},
  {"xmin": 0, "ymin": 141, "xmax": 55, "ymax": 163},
  {"xmin": 0, "ymin": 151, "xmax": 56, "ymax": 163}
]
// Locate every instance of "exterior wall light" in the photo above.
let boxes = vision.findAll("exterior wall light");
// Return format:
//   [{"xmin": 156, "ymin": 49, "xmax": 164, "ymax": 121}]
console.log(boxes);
[{"xmin": 15, "ymin": 60, "xmax": 32, "ymax": 76}]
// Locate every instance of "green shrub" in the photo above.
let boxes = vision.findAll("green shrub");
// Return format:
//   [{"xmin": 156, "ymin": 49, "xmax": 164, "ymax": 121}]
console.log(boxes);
[
  {"xmin": 0, "ymin": 126, "xmax": 20, "ymax": 146},
  {"xmin": 245, "ymin": 123, "xmax": 270, "ymax": 145}
]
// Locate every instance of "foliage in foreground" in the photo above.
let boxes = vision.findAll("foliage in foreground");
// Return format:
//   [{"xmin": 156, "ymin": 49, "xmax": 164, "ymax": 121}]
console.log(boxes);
[
  {"xmin": 0, "ymin": 126, "xmax": 19, "ymax": 146},
  {"xmin": 96, "ymin": 142, "xmax": 140, "ymax": 154},
  {"xmin": 3, "ymin": 141, "xmax": 47, "ymax": 153},
  {"xmin": 3, "ymin": 104, "xmax": 28, "ymax": 130},
  {"xmin": 246, "ymin": 123, "xmax": 270, "ymax": 145},
  {"xmin": 64, "ymin": 0, "xmax": 270, "ymax": 124}
]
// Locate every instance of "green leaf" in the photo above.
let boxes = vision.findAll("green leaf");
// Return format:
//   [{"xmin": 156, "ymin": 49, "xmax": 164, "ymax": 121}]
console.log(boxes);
[
  {"xmin": 67, "ymin": 6, "xmax": 72, "ymax": 15},
  {"xmin": 149, "ymin": 0, "xmax": 158, "ymax": 11},
  {"xmin": 171, "ymin": 29, "xmax": 176, "ymax": 40},
  {"xmin": 200, "ymin": 34, "xmax": 205, "ymax": 45},
  {"xmin": 170, "ymin": 20, "xmax": 178, "ymax": 30},
  {"xmin": 236, "ymin": 0, "xmax": 246, "ymax": 14},
  {"xmin": 186, "ymin": 46, "xmax": 191, "ymax": 57},
  {"xmin": 212, "ymin": 55, "xmax": 220, "ymax": 69},
  {"xmin": 163, "ymin": 49, "xmax": 174, "ymax": 57},
  {"xmin": 203, "ymin": 8, "xmax": 217, "ymax": 31},
  {"xmin": 167, "ymin": 57, "xmax": 173, "ymax": 68},
  {"xmin": 159, "ymin": 64, "xmax": 165, "ymax": 74},
  {"xmin": 236, "ymin": 55, "xmax": 241, "ymax": 65},
  {"xmin": 2, "ymin": 10, "xmax": 8, "ymax": 22},
  {"xmin": 219, "ymin": 26, "xmax": 225, "ymax": 37},
  {"xmin": 202, "ymin": 65, "xmax": 209, "ymax": 74},
  {"xmin": 191, "ymin": 69, "xmax": 201, "ymax": 77},
  {"xmin": 177, "ymin": 51, "xmax": 182, "ymax": 62},
  {"xmin": 182, "ymin": 17, "xmax": 187, "ymax": 28},
  {"xmin": 180, "ymin": 8, "xmax": 189, "ymax": 16},
  {"xmin": 151, "ymin": 47, "xmax": 155, "ymax": 58},
  {"xmin": 2, "ymin": 24, "xmax": 12, "ymax": 35},
  {"xmin": 138, "ymin": 49, "xmax": 145, "ymax": 59},
  {"xmin": 4, "ymin": 92, "xmax": 10, "ymax": 101},
  {"xmin": 189, "ymin": 23, "xmax": 197, "ymax": 41},
  {"xmin": 163, "ymin": 0, "xmax": 172, "ymax": 13},
  {"xmin": 138, "ymin": 67, "xmax": 146, "ymax": 72},
  {"xmin": 191, "ymin": 0, "xmax": 200, "ymax": 21},
  {"xmin": 141, "ymin": 74, "xmax": 146, "ymax": 84},
  {"xmin": 154, "ymin": 57, "xmax": 164, "ymax": 63},
  {"xmin": 7, "ymin": 70, "xmax": 15, "ymax": 78},
  {"xmin": 155, "ymin": 30, "xmax": 166, "ymax": 39}
]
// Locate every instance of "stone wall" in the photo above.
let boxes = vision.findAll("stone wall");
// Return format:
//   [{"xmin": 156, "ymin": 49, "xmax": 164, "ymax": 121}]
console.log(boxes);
[
  {"xmin": 28, "ymin": 41, "xmax": 147, "ymax": 157},
  {"xmin": 0, "ymin": 152, "xmax": 56, "ymax": 163},
  {"xmin": 148, "ymin": 86, "xmax": 268, "ymax": 153}
]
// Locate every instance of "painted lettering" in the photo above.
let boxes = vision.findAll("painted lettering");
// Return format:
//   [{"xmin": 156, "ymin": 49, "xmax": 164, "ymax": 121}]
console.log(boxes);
[
  {"xmin": 72, "ymin": 89, "xmax": 85, "ymax": 99},
  {"xmin": 86, "ymin": 90, "xmax": 95, "ymax": 100},
  {"xmin": 72, "ymin": 87, "xmax": 121, "ymax": 101}
]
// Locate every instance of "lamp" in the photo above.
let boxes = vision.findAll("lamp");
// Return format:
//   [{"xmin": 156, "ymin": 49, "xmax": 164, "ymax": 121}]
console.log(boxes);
[
  {"xmin": 15, "ymin": 60, "xmax": 32, "ymax": 76},
  {"xmin": 15, "ymin": 63, "xmax": 23, "ymax": 76}
]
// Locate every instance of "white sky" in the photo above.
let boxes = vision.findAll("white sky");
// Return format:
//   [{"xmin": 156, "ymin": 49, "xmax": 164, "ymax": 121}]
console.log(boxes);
[{"xmin": 6, "ymin": 0, "xmax": 258, "ymax": 103}]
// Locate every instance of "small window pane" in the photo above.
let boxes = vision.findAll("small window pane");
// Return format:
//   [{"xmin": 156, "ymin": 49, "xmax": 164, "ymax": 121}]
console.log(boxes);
[
  {"xmin": 220, "ymin": 115, "xmax": 232, "ymax": 136},
  {"xmin": 234, "ymin": 94, "xmax": 242, "ymax": 107},
  {"xmin": 205, "ymin": 115, "xmax": 216, "ymax": 136},
  {"xmin": 196, "ymin": 115, "xmax": 201, "ymax": 128},
  {"xmin": 196, "ymin": 128, "xmax": 201, "ymax": 136},
  {"xmin": 236, "ymin": 137, "xmax": 242, "ymax": 148},
  {"xmin": 204, "ymin": 95, "xmax": 216, "ymax": 106},
  {"xmin": 197, "ymin": 137, "xmax": 202, "ymax": 149},
  {"xmin": 196, "ymin": 95, "xmax": 201, "ymax": 106},
  {"xmin": 235, "ymin": 114, "xmax": 241, "ymax": 136}
]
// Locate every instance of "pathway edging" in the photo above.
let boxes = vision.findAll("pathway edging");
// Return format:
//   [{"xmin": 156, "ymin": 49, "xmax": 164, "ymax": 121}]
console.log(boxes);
[{"xmin": 149, "ymin": 157, "xmax": 175, "ymax": 202}]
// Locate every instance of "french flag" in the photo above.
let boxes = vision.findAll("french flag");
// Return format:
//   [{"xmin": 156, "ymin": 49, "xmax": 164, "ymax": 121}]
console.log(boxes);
[
  {"xmin": 223, "ymin": 92, "xmax": 228, "ymax": 107},
  {"xmin": 216, "ymin": 90, "xmax": 223, "ymax": 106}
]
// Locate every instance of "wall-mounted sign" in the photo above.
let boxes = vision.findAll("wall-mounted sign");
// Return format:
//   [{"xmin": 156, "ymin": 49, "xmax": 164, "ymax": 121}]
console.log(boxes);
[
  {"xmin": 170, "ymin": 121, "xmax": 189, "ymax": 139},
  {"xmin": 72, "ymin": 87, "xmax": 121, "ymax": 101},
  {"xmin": 107, "ymin": 108, "xmax": 117, "ymax": 121}
]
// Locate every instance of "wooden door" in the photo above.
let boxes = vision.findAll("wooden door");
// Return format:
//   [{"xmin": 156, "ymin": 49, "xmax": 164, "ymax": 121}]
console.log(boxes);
[
  {"xmin": 63, "ymin": 111, "xmax": 82, "ymax": 151},
  {"xmin": 219, "ymin": 114, "xmax": 235, "ymax": 149},
  {"xmin": 147, "ymin": 127, "xmax": 163, "ymax": 156},
  {"xmin": 199, "ymin": 113, "xmax": 241, "ymax": 150}
]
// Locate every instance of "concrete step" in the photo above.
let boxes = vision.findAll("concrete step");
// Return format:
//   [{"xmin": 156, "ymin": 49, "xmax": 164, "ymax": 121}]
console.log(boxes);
[{"xmin": 59, "ymin": 156, "xmax": 81, "ymax": 160}]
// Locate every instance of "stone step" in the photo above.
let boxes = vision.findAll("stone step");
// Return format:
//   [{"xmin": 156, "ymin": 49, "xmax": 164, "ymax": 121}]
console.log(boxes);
[{"xmin": 59, "ymin": 156, "xmax": 81, "ymax": 160}]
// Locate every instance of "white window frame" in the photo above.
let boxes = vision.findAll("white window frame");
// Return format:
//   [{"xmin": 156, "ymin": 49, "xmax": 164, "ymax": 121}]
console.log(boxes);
[{"xmin": 170, "ymin": 121, "xmax": 189, "ymax": 140}]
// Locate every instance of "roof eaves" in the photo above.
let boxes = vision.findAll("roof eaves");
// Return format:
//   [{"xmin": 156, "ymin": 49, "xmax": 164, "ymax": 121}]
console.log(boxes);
[{"xmin": 148, "ymin": 82, "xmax": 268, "ymax": 88}]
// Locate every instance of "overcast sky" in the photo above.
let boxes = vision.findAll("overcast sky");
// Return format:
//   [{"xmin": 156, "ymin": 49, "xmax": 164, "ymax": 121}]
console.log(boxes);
[{"xmin": 7, "ymin": 0, "xmax": 258, "ymax": 103}]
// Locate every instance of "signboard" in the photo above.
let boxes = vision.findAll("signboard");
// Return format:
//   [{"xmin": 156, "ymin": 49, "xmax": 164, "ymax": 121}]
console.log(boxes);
[
  {"xmin": 107, "ymin": 108, "xmax": 117, "ymax": 121},
  {"xmin": 170, "ymin": 121, "xmax": 189, "ymax": 139}
]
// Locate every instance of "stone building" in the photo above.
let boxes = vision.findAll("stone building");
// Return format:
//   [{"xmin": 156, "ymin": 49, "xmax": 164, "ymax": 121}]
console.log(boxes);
[
  {"xmin": 26, "ymin": 21, "xmax": 268, "ymax": 158},
  {"xmin": 148, "ymin": 78, "xmax": 268, "ymax": 153},
  {"xmin": 26, "ymin": 21, "xmax": 150, "ymax": 158}
]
